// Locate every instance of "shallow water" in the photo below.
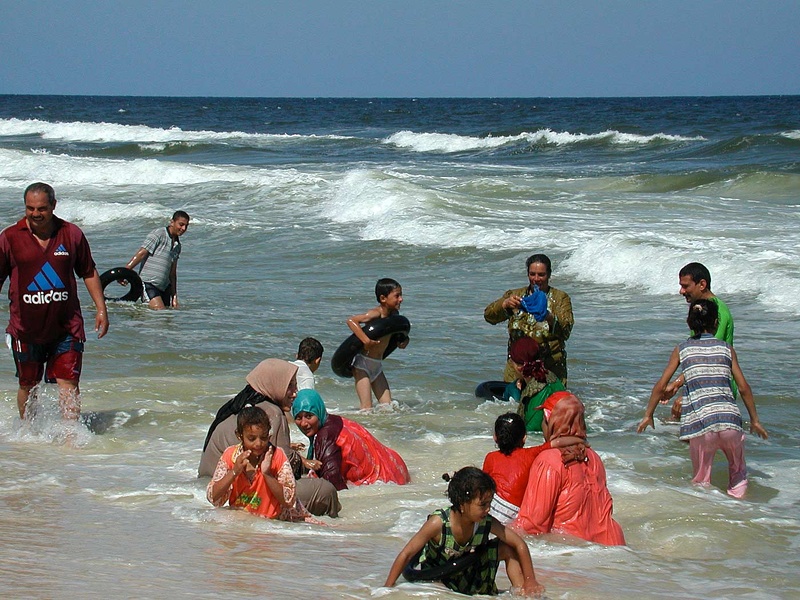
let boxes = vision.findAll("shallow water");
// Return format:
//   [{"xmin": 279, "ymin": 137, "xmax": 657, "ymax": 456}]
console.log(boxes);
[{"xmin": 0, "ymin": 95, "xmax": 799, "ymax": 598}]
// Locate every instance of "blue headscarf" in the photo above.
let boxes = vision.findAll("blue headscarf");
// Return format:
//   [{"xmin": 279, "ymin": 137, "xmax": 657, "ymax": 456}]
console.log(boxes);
[{"xmin": 291, "ymin": 389, "xmax": 328, "ymax": 427}]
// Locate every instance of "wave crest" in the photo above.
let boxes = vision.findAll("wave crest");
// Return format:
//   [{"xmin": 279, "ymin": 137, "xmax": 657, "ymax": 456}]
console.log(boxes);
[
  {"xmin": 384, "ymin": 129, "xmax": 705, "ymax": 153},
  {"xmin": 0, "ymin": 118, "xmax": 355, "ymax": 147}
]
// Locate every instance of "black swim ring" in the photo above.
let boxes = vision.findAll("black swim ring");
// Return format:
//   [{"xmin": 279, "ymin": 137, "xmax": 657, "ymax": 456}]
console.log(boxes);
[
  {"xmin": 402, "ymin": 546, "xmax": 483, "ymax": 582},
  {"xmin": 474, "ymin": 380, "xmax": 509, "ymax": 401},
  {"xmin": 100, "ymin": 267, "xmax": 143, "ymax": 302},
  {"xmin": 330, "ymin": 314, "xmax": 411, "ymax": 378}
]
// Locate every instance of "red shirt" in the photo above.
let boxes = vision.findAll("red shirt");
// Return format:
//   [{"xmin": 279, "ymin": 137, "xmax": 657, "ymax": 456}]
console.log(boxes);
[
  {"xmin": 0, "ymin": 217, "xmax": 96, "ymax": 344},
  {"xmin": 482, "ymin": 442, "xmax": 551, "ymax": 507}
]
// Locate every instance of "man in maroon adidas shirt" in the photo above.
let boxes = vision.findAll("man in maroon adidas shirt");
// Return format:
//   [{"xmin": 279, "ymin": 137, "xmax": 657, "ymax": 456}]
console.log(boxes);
[{"xmin": 0, "ymin": 182, "xmax": 109, "ymax": 421}]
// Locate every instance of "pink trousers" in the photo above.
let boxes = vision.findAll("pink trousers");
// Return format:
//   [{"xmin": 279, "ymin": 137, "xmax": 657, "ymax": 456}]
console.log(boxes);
[{"xmin": 688, "ymin": 429, "xmax": 747, "ymax": 498}]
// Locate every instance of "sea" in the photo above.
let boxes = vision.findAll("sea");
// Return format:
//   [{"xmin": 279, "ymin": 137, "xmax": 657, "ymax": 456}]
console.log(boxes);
[{"xmin": 0, "ymin": 95, "xmax": 798, "ymax": 599}]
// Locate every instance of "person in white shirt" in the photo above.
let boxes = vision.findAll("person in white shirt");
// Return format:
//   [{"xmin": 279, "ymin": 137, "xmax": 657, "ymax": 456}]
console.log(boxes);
[{"xmin": 291, "ymin": 337, "xmax": 323, "ymax": 391}]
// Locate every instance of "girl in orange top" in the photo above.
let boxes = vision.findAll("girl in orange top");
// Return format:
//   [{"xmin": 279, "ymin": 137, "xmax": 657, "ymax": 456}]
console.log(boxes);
[
  {"xmin": 483, "ymin": 395, "xmax": 579, "ymax": 524},
  {"xmin": 207, "ymin": 406, "xmax": 320, "ymax": 523}
]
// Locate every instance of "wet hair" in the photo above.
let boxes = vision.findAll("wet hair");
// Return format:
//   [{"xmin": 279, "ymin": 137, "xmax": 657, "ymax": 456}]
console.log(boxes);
[
  {"xmin": 442, "ymin": 466, "xmax": 496, "ymax": 512},
  {"xmin": 687, "ymin": 299, "xmax": 718, "ymax": 337},
  {"xmin": 526, "ymin": 253, "xmax": 552, "ymax": 277},
  {"xmin": 235, "ymin": 405, "xmax": 271, "ymax": 436},
  {"xmin": 24, "ymin": 182, "xmax": 56, "ymax": 205},
  {"xmin": 375, "ymin": 278, "xmax": 401, "ymax": 301},
  {"xmin": 494, "ymin": 413, "xmax": 526, "ymax": 455},
  {"xmin": 297, "ymin": 337, "xmax": 324, "ymax": 362},
  {"xmin": 679, "ymin": 262, "xmax": 711, "ymax": 291},
  {"xmin": 172, "ymin": 210, "xmax": 190, "ymax": 222}
]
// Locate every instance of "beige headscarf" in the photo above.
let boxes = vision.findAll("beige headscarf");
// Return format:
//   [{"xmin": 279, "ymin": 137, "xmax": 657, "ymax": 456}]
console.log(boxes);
[
  {"xmin": 245, "ymin": 359, "xmax": 298, "ymax": 407},
  {"xmin": 547, "ymin": 394, "xmax": 589, "ymax": 465}
]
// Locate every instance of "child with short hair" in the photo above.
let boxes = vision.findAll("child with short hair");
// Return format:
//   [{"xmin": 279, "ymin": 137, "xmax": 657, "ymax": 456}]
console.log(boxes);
[
  {"xmin": 206, "ymin": 406, "xmax": 320, "ymax": 522},
  {"xmin": 384, "ymin": 466, "xmax": 544, "ymax": 597},
  {"xmin": 346, "ymin": 278, "xmax": 409, "ymax": 409},
  {"xmin": 292, "ymin": 337, "xmax": 324, "ymax": 391},
  {"xmin": 638, "ymin": 299, "xmax": 768, "ymax": 498}
]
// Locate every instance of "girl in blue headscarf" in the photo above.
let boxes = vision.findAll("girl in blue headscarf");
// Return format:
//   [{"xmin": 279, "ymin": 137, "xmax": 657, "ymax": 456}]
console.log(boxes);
[{"xmin": 291, "ymin": 389, "xmax": 410, "ymax": 490}]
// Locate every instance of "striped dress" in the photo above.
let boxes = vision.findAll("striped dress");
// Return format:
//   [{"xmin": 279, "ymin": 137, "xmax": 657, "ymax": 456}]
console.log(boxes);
[{"xmin": 678, "ymin": 333, "xmax": 743, "ymax": 441}]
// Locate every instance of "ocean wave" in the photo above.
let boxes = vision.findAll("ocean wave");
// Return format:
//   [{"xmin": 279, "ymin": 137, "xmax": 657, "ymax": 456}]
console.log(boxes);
[
  {"xmin": 0, "ymin": 147, "xmax": 325, "ymax": 189},
  {"xmin": 561, "ymin": 235, "xmax": 800, "ymax": 316},
  {"xmin": 320, "ymin": 168, "xmax": 800, "ymax": 316},
  {"xmin": 0, "ymin": 117, "xmax": 356, "ymax": 147},
  {"xmin": 688, "ymin": 132, "xmax": 800, "ymax": 158},
  {"xmin": 383, "ymin": 129, "xmax": 705, "ymax": 153},
  {"xmin": 573, "ymin": 170, "xmax": 800, "ymax": 198},
  {"xmin": 320, "ymin": 169, "xmax": 562, "ymax": 251}
]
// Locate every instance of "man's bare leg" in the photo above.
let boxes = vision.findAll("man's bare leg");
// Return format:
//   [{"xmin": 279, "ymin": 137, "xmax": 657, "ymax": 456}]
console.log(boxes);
[
  {"xmin": 17, "ymin": 384, "xmax": 35, "ymax": 419},
  {"xmin": 56, "ymin": 379, "xmax": 80, "ymax": 420}
]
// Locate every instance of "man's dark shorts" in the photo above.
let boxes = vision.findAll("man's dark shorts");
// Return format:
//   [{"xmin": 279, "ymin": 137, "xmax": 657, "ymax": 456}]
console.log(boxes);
[
  {"xmin": 10, "ymin": 334, "xmax": 84, "ymax": 386},
  {"xmin": 143, "ymin": 283, "xmax": 172, "ymax": 305}
]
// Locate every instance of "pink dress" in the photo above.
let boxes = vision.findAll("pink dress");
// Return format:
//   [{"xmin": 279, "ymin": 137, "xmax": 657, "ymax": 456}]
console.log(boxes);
[
  {"xmin": 336, "ymin": 417, "xmax": 410, "ymax": 486},
  {"xmin": 514, "ymin": 447, "xmax": 625, "ymax": 546}
]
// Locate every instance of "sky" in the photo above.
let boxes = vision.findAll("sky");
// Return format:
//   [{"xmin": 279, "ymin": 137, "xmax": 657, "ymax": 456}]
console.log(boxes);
[{"xmin": 2, "ymin": 1, "xmax": 799, "ymax": 98}]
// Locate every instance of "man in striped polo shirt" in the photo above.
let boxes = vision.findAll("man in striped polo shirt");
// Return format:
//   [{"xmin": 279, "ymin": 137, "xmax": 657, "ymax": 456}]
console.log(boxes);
[{"xmin": 126, "ymin": 211, "xmax": 190, "ymax": 310}]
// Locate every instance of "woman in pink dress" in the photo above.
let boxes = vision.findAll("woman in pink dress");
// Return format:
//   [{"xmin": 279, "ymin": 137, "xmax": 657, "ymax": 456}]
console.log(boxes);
[{"xmin": 513, "ymin": 394, "xmax": 625, "ymax": 546}]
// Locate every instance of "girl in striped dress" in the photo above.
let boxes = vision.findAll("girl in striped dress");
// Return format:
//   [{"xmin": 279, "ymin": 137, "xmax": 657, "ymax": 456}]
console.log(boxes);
[{"xmin": 638, "ymin": 299, "xmax": 768, "ymax": 497}]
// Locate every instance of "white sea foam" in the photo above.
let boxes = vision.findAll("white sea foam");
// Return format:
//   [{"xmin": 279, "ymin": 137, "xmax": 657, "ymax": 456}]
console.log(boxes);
[
  {"xmin": 561, "ymin": 234, "xmax": 800, "ymax": 315},
  {"xmin": 0, "ymin": 147, "xmax": 324, "ymax": 189},
  {"xmin": 781, "ymin": 130, "xmax": 800, "ymax": 140},
  {"xmin": 0, "ymin": 117, "xmax": 355, "ymax": 146},
  {"xmin": 322, "ymin": 169, "xmax": 568, "ymax": 251},
  {"xmin": 384, "ymin": 129, "xmax": 705, "ymax": 153}
]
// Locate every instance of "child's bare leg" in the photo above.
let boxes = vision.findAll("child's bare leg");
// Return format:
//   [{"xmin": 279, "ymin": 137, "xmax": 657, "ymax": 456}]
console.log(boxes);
[
  {"xmin": 371, "ymin": 372, "xmax": 392, "ymax": 405},
  {"xmin": 353, "ymin": 369, "xmax": 374, "ymax": 409}
]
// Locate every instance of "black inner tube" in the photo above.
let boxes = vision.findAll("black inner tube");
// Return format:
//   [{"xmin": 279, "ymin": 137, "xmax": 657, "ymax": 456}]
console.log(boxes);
[
  {"xmin": 474, "ymin": 380, "xmax": 509, "ymax": 401},
  {"xmin": 99, "ymin": 267, "xmax": 143, "ymax": 302},
  {"xmin": 330, "ymin": 314, "xmax": 411, "ymax": 378},
  {"xmin": 402, "ymin": 546, "xmax": 483, "ymax": 582}
]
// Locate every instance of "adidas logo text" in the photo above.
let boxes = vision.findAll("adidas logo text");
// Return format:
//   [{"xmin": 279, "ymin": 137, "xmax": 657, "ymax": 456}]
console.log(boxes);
[{"xmin": 23, "ymin": 290, "xmax": 69, "ymax": 304}]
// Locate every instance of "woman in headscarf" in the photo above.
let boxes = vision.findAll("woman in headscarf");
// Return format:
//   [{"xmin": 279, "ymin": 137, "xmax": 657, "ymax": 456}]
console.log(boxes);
[
  {"xmin": 513, "ymin": 394, "xmax": 625, "ymax": 546},
  {"xmin": 504, "ymin": 336, "xmax": 567, "ymax": 432},
  {"xmin": 198, "ymin": 358, "xmax": 341, "ymax": 518},
  {"xmin": 291, "ymin": 389, "xmax": 410, "ymax": 490}
]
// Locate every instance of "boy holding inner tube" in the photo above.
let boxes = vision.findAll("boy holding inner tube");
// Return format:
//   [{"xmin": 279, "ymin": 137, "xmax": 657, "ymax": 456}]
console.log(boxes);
[{"xmin": 346, "ymin": 278, "xmax": 409, "ymax": 410}]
